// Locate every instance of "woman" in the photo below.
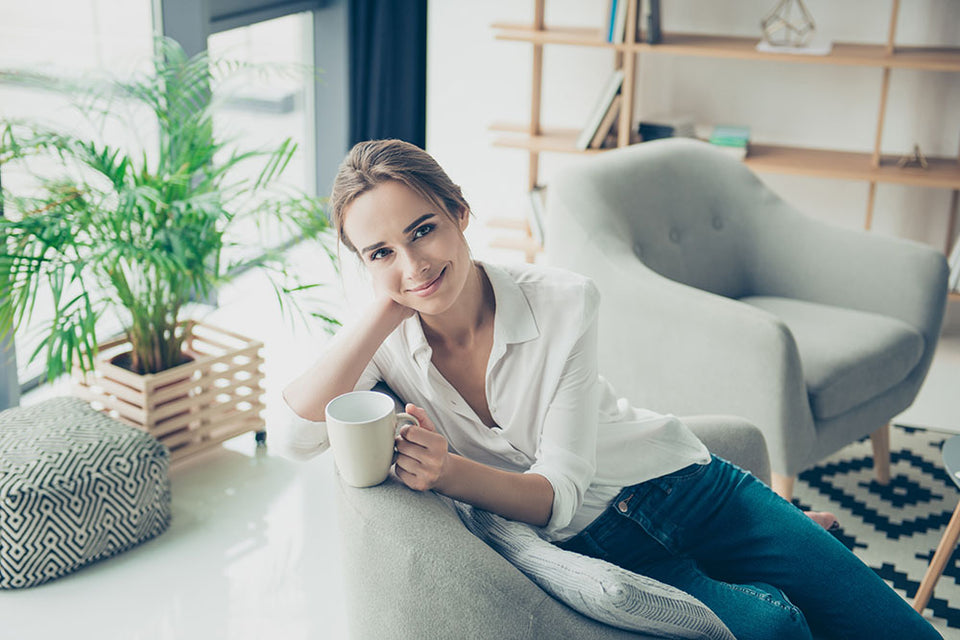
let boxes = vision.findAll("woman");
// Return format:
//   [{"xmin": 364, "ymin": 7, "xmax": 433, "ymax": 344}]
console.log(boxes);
[{"xmin": 282, "ymin": 139, "xmax": 940, "ymax": 640}]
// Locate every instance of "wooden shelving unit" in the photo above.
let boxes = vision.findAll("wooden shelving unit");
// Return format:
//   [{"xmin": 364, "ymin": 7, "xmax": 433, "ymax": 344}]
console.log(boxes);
[{"xmin": 490, "ymin": 0, "xmax": 960, "ymax": 275}]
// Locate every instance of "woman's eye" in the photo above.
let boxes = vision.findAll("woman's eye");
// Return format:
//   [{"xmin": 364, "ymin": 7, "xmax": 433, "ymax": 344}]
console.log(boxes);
[
  {"xmin": 413, "ymin": 223, "xmax": 435, "ymax": 239},
  {"xmin": 370, "ymin": 248, "xmax": 391, "ymax": 261}
]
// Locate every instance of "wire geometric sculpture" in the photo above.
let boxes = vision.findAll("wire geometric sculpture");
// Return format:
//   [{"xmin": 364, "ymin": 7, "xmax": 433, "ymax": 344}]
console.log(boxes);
[{"xmin": 761, "ymin": 0, "xmax": 816, "ymax": 47}]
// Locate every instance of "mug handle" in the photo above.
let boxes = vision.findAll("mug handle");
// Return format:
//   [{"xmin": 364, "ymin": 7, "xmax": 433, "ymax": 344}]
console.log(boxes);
[{"xmin": 395, "ymin": 412, "xmax": 420, "ymax": 435}]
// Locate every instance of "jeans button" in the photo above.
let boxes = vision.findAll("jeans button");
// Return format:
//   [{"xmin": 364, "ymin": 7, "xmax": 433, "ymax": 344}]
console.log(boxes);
[{"xmin": 617, "ymin": 500, "xmax": 629, "ymax": 513}]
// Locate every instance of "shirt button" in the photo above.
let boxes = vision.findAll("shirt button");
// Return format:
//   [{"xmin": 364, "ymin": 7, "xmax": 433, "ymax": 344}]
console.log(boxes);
[{"xmin": 617, "ymin": 500, "xmax": 629, "ymax": 513}]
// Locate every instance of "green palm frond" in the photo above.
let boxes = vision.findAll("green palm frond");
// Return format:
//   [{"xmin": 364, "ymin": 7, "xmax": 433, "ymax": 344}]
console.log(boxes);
[{"xmin": 0, "ymin": 36, "xmax": 336, "ymax": 379}]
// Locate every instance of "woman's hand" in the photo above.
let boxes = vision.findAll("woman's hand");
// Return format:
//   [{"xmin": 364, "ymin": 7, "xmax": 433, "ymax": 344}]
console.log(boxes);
[
  {"xmin": 394, "ymin": 404, "xmax": 450, "ymax": 492},
  {"xmin": 373, "ymin": 294, "xmax": 416, "ymax": 330}
]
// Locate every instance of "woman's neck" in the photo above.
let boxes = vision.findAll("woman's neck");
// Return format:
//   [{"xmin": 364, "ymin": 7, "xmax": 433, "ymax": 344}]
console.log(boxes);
[{"xmin": 420, "ymin": 261, "xmax": 494, "ymax": 350}]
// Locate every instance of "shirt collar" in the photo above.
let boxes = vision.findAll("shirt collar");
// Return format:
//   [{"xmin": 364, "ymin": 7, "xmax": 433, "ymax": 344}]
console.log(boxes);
[
  {"xmin": 480, "ymin": 261, "xmax": 539, "ymax": 346},
  {"xmin": 401, "ymin": 261, "xmax": 540, "ymax": 369}
]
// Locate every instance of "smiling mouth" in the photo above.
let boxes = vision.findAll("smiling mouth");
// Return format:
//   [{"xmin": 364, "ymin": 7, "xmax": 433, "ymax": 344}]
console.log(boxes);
[{"xmin": 408, "ymin": 268, "xmax": 446, "ymax": 296}]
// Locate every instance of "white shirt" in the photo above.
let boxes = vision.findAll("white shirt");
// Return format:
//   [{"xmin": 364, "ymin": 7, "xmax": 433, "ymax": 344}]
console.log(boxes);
[{"xmin": 278, "ymin": 262, "xmax": 710, "ymax": 542}]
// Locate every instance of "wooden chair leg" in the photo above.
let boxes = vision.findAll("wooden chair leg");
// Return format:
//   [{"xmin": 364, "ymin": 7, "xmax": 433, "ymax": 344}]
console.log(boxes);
[
  {"xmin": 871, "ymin": 423, "xmax": 891, "ymax": 485},
  {"xmin": 914, "ymin": 500, "xmax": 960, "ymax": 612},
  {"xmin": 771, "ymin": 472, "xmax": 795, "ymax": 501}
]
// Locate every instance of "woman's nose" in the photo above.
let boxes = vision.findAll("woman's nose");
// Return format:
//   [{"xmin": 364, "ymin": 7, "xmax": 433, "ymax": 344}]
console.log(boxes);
[{"xmin": 400, "ymin": 248, "xmax": 429, "ymax": 276}]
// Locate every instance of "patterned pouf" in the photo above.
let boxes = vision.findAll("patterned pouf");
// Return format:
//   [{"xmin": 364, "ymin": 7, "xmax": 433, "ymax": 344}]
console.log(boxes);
[{"xmin": 0, "ymin": 396, "xmax": 171, "ymax": 589}]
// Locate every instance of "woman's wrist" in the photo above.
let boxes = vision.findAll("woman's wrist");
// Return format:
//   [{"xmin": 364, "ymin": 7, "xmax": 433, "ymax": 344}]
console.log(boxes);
[
  {"xmin": 432, "ymin": 451, "xmax": 460, "ymax": 495},
  {"xmin": 370, "ymin": 296, "xmax": 414, "ymax": 334}
]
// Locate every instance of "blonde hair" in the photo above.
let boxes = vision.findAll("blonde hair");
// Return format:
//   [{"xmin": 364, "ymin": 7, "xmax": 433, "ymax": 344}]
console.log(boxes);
[{"xmin": 330, "ymin": 139, "xmax": 471, "ymax": 253}]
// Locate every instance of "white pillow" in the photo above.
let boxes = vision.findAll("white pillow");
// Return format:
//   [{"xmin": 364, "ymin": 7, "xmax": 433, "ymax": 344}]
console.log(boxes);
[{"xmin": 455, "ymin": 502, "xmax": 735, "ymax": 640}]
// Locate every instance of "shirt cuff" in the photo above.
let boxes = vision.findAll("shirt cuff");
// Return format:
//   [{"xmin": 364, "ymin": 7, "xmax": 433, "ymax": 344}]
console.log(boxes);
[
  {"xmin": 526, "ymin": 447, "xmax": 594, "ymax": 535},
  {"xmin": 273, "ymin": 395, "xmax": 330, "ymax": 461}
]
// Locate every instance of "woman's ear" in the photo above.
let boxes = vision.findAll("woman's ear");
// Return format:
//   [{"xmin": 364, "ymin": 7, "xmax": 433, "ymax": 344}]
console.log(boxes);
[{"xmin": 458, "ymin": 207, "xmax": 470, "ymax": 232}]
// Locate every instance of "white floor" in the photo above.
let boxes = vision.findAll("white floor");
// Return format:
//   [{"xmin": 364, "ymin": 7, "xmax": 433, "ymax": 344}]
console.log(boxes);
[
  {"xmin": 3, "ymin": 239, "xmax": 958, "ymax": 640},
  {"xmin": 2, "ymin": 241, "xmax": 352, "ymax": 640}
]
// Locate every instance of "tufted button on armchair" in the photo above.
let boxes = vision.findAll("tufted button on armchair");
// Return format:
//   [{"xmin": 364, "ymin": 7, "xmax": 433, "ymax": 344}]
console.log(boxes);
[{"xmin": 545, "ymin": 138, "xmax": 949, "ymax": 498}]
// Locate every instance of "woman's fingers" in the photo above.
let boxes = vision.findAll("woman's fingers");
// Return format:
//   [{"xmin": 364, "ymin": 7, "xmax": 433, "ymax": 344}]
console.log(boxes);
[
  {"xmin": 405, "ymin": 404, "xmax": 436, "ymax": 431},
  {"xmin": 392, "ymin": 405, "xmax": 448, "ymax": 492},
  {"xmin": 395, "ymin": 435, "xmax": 425, "ymax": 462}
]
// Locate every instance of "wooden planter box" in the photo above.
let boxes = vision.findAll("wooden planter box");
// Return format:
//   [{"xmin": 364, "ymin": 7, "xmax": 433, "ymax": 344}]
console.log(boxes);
[{"xmin": 73, "ymin": 321, "xmax": 266, "ymax": 463}]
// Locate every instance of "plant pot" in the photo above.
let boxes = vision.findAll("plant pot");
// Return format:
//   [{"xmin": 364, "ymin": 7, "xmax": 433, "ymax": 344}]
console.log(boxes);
[{"xmin": 73, "ymin": 321, "xmax": 266, "ymax": 463}]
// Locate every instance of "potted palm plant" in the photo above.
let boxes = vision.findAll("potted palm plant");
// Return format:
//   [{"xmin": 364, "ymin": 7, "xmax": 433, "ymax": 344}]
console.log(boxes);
[{"xmin": 0, "ymin": 38, "xmax": 336, "ymax": 461}]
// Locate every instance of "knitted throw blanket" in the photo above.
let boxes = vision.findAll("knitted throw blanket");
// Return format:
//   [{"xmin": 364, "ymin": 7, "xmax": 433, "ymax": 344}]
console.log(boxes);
[{"xmin": 455, "ymin": 502, "xmax": 734, "ymax": 640}]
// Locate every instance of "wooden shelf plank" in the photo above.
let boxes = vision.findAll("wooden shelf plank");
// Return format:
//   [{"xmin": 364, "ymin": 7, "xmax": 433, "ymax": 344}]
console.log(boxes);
[
  {"xmin": 640, "ymin": 34, "xmax": 960, "ymax": 71},
  {"xmin": 490, "ymin": 129, "xmax": 960, "ymax": 189},
  {"xmin": 491, "ymin": 25, "xmax": 960, "ymax": 71},
  {"xmin": 746, "ymin": 144, "xmax": 960, "ymax": 189},
  {"xmin": 493, "ymin": 22, "xmax": 612, "ymax": 48},
  {"xmin": 492, "ymin": 129, "xmax": 606, "ymax": 155},
  {"xmin": 888, "ymin": 46, "xmax": 960, "ymax": 72},
  {"xmin": 490, "ymin": 235, "xmax": 543, "ymax": 261},
  {"xmin": 488, "ymin": 216, "xmax": 530, "ymax": 231}
]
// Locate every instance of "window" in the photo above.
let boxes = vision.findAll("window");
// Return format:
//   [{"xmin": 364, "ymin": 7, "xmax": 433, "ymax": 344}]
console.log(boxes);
[{"xmin": 0, "ymin": 0, "xmax": 154, "ymax": 386}]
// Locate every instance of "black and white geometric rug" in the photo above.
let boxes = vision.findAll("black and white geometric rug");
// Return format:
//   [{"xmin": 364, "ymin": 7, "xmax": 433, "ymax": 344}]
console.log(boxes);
[{"xmin": 793, "ymin": 424, "xmax": 960, "ymax": 639}]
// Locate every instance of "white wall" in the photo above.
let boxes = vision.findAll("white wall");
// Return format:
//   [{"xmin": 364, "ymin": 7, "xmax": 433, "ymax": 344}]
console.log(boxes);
[{"xmin": 426, "ymin": 0, "xmax": 960, "ymax": 323}]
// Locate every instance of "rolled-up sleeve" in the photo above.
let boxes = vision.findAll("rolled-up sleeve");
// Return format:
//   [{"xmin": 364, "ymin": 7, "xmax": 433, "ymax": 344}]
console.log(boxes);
[
  {"xmin": 275, "ymin": 352, "xmax": 384, "ymax": 461},
  {"xmin": 274, "ymin": 396, "xmax": 330, "ymax": 461},
  {"xmin": 526, "ymin": 282, "xmax": 601, "ymax": 536}
]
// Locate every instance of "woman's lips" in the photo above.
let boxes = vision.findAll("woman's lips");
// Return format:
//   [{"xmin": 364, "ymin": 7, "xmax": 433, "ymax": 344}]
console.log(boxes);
[{"xmin": 408, "ymin": 268, "xmax": 446, "ymax": 297}]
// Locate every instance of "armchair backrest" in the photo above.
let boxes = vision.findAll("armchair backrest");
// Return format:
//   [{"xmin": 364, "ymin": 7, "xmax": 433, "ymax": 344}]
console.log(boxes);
[{"xmin": 549, "ymin": 138, "xmax": 781, "ymax": 300}]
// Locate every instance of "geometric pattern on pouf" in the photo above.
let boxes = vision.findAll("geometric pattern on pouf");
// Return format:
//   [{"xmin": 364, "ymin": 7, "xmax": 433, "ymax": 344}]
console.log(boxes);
[{"xmin": 0, "ymin": 397, "xmax": 171, "ymax": 589}]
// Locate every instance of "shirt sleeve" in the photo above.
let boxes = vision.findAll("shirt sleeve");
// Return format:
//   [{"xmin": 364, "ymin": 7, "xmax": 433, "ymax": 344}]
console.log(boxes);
[
  {"xmin": 273, "ymin": 395, "xmax": 330, "ymax": 461},
  {"xmin": 273, "ymin": 351, "xmax": 385, "ymax": 462},
  {"xmin": 525, "ymin": 280, "xmax": 601, "ymax": 536}
]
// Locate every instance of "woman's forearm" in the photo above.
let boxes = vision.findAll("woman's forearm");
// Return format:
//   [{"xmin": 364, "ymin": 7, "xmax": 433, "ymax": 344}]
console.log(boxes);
[
  {"xmin": 437, "ymin": 454, "xmax": 555, "ymax": 527},
  {"xmin": 283, "ymin": 298, "xmax": 409, "ymax": 421}
]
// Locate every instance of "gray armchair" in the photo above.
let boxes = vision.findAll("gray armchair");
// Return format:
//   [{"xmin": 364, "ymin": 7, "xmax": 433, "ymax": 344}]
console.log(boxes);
[
  {"xmin": 337, "ymin": 415, "xmax": 770, "ymax": 640},
  {"xmin": 544, "ymin": 138, "xmax": 949, "ymax": 497}
]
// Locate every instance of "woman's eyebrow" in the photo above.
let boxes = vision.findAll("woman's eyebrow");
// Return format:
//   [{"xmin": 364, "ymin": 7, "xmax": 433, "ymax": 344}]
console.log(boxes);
[
  {"xmin": 403, "ymin": 213, "xmax": 436, "ymax": 234},
  {"xmin": 360, "ymin": 214, "xmax": 438, "ymax": 255},
  {"xmin": 361, "ymin": 240, "xmax": 385, "ymax": 256}
]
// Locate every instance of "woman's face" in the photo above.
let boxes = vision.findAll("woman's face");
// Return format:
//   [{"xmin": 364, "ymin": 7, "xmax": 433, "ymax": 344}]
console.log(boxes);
[{"xmin": 342, "ymin": 180, "xmax": 471, "ymax": 317}]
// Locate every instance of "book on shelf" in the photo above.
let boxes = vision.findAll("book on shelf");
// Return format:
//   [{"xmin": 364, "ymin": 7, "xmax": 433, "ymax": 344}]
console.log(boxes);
[
  {"xmin": 576, "ymin": 69, "xmax": 625, "ymax": 151},
  {"xmin": 605, "ymin": 0, "xmax": 629, "ymax": 44},
  {"xmin": 709, "ymin": 124, "xmax": 750, "ymax": 160},
  {"xmin": 638, "ymin": 113, "xmax": 696, "ymax": 142},
  {"xmin": 589, "ymin": 93, "xmax": 622, "ymax": 149},
  {"xmin": 527, "ymin": 185, "xmax": 547, "ymax": 246},
  {"xmin": 645, "ymin": 0, "xmax": 661, "ymax": 44},
  {"xmin": 948, "ymin": 233, "xmax": 960, "ymax": 292},
  {"xmin": 605, "ymin": 0, "xmax": 648, "ymax": 44}
]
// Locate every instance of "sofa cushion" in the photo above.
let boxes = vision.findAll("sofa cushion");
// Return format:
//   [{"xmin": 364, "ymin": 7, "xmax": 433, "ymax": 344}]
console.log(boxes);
[
  {"xmin": 455, "ymin": 502, "xmax": 735, "ymax": 640},
  {"xmin": 739, "ymin": 296, "xmax": 923, "ymax": 420}
]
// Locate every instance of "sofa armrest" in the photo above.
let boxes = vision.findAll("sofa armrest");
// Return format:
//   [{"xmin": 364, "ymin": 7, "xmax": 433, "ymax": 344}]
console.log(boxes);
[
  {"xmin": 336, "ymin": 473, "xmax": 649, "ymax": 639},
  {"xmin": 680, "ymin": 415, "xmax": 771, "ymax": 486}
]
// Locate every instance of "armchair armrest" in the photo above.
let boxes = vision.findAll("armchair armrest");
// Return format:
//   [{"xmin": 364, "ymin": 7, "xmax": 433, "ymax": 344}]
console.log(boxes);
[{"xmin": 749, "ymin": 202, "xmax": 949, "ymax": 345}]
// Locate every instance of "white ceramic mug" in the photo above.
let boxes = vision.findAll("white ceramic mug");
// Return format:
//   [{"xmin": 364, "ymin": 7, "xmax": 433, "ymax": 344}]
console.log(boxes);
[{"xmin": 325, "ymin": 390, "xmax": 419, "ymax": 488}]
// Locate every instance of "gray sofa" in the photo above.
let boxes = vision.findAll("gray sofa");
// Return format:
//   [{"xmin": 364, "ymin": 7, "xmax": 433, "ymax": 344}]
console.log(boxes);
[{"xmin": 336, "ymin": 415, "xmax": 770, "ymax": 639}]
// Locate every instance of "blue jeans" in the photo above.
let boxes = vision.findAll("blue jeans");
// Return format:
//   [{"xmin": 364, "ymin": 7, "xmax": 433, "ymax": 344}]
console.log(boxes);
[{"xmin": 558, "ymin": 456, "xmax": 941, "ymax": 640}]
